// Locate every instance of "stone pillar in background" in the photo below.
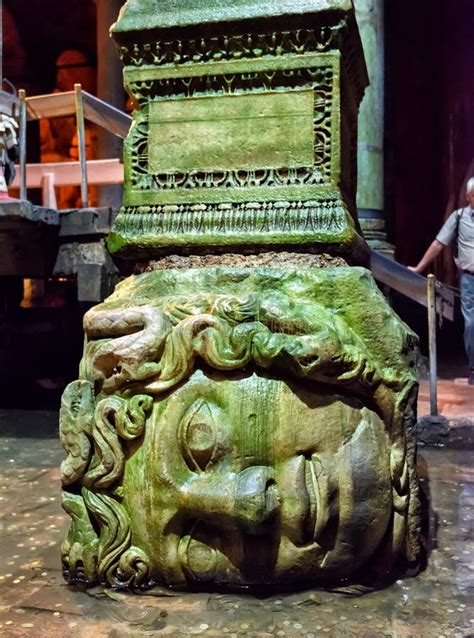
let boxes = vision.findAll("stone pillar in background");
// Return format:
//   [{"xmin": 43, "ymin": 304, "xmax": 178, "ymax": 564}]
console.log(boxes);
[
  {"xmin": 95, "ymin": 0, "xmax": 124, "ymax": 210},
  {"xmin": 354, "ymin": 0, "xmax": 393, "ymax": 256}
]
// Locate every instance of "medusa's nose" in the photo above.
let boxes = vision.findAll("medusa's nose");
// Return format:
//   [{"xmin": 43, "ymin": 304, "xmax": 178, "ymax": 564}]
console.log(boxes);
[{"xmin": 181, "ymin": 466, "xmax": 280, "ymax": 534}]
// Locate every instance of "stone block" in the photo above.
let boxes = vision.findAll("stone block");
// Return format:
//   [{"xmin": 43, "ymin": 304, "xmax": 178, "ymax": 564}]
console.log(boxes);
[{"xmin": 108, "ymin": 0, "xmax": 369, "ymax": 259}]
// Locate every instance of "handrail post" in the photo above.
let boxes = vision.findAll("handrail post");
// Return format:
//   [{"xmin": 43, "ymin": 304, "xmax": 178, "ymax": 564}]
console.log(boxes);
[
  {"xmin": 427, "ymin": 274, "xmax": 438, "ymax": 416},
  {"xmin": 74, "ymin": 83, "xmax": 89, "ymax": 208},
  {"xmin": 18, "ymin": 89, "xmax": 27, "ymax": 200}
]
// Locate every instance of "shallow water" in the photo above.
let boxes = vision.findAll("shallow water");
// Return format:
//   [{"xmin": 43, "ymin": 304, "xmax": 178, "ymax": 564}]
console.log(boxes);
[{"xmin": 0, "ymin": 412, "xmax": 472, "ymax": 637}]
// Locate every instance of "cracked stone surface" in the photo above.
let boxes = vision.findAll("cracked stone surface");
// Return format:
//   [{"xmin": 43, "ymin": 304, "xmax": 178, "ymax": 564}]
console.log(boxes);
[{"xmin": 0, "ymin": 411, "xmax": 473, "ymax": 637}]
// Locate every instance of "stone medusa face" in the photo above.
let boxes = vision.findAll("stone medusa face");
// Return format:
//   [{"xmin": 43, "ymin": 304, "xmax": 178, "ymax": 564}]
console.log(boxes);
[
  {"xmin": 61, "ymin": 268, "xmax": 419, "ymax": 591},
  {"xmin": 123, "ymin": 369, "xmax": 400, "ymax": 588}
]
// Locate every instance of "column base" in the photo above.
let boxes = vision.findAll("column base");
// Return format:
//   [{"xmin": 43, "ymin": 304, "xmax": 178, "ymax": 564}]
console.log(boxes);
[{"xmin": 358, "ymin": 207, "xmax": 395, "ymax": 257}]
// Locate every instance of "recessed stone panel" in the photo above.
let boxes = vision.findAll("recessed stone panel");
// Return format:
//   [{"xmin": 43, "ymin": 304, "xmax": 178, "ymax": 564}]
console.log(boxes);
[{"xmin": 148, "ymin": 90, "xmax": 315, "ymax": 174}]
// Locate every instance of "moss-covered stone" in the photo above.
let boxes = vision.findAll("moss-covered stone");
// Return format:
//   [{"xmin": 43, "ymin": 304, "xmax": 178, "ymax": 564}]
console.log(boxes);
[
  {"xmin": 109, "ymin": 0, "xmax": 368, "ymax": 260},
  {"xmin": 59, "ymin": 1, "xmax": 420, "ymax": 593},
  {"xmin": 60, "ymin": 266, "xmax": 420, "ymax": 589}
]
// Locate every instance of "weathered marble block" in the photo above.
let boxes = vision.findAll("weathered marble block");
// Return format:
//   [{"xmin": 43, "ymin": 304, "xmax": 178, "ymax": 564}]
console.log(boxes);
[
  {"xmin": 61, "ymin": 267, "xmax": 420, "ymax": 589},
  {"xmin": 109, "ymin": 0, "xmax": 369, "ymax": 260}
]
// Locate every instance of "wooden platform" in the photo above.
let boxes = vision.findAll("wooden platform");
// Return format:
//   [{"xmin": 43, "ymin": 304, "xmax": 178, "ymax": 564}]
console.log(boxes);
[
  {"xmin": 418, "ymin": 378, "xmax": 474, "ymax": 420},
  {"xmin": 0, "ymin": 199, "xmax": 117, "ymax": 301}
]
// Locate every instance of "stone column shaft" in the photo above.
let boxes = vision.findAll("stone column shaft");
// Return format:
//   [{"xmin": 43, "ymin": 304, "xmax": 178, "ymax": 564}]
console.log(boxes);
[{"xmin": 354, "ymin": 0, "xmax": 393, "ymax": 255}]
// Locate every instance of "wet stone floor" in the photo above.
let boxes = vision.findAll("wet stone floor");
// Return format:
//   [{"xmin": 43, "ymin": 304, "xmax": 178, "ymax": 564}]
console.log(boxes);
[{"xmin": 0, "ymin": 411, "xmax": 473, "ymax": 638}]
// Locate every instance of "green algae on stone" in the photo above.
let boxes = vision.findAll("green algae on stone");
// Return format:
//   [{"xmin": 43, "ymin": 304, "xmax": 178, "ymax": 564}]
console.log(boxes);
[
  {"xmin": 109, "ymin": 0, "xmax": 368, "ymax": 260},
  {"xmin": 59, "ymin": 0, "xmax": 421, "ymax": 594},
  {"xmin": 60, "ymin": 266, "xmax": 420, "ymax": 589}
]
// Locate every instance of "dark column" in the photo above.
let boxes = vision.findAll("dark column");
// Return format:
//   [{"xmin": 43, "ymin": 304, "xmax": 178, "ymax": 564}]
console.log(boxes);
[
  {"xmin": 95, "ymin": 0, "xmax": 125, "ymax": 210},
  {"xmin": 354, "ymin": 0, "xmax": 393, "ymax": 256},
  {"xmin": 384, "ymin": 0, "xmax": 441, "ymax": 270}
]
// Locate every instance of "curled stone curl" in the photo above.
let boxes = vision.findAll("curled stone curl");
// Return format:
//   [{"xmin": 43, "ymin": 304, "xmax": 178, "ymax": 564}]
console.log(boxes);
[
  {"xmin": 60, "ymin": 391, "xmax": 153, "ymax": 589},
  {"xmin": 84, "ymin": 394, "xmax": 152, "ymax": 490},
  {"xmin": 83, "ymin": 489, "xmax": 152, "ymax": 589},
  {"xmin": 82, "ymin": 291, "xmax": 406, "ymax": 433}
]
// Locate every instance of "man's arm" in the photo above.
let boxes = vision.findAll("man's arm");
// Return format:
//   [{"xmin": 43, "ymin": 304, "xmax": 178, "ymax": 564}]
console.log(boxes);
[{"xmin": 407, "ymin": 239, "xmax": 446, "ymax": 273}]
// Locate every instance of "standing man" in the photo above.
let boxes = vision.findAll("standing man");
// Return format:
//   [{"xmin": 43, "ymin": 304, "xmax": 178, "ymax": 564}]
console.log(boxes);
[{"xmin": 409, "ymin": 178, "xmax": 474, "ymax": 385}]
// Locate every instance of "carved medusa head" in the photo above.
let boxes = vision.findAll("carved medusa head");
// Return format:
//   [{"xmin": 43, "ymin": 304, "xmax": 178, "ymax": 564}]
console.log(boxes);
[{"xmin": 60, "ymin": 267, "xmax": 420, "ymax": 590}]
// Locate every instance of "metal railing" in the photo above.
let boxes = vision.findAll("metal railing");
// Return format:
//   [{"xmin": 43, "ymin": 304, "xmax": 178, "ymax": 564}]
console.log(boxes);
[
  {"xmin": 22, "ymin": 87, "xmax": 131, "ymax": 136},
  {"xmin": 10, "ymin": 158, "xmax": 124, "ymax": 209},
  {"xmin": 16, "ymin": 85, "xmax": 132, "ymax": 208},
  {"xmin": 370, "ymin": 249, "xmax": 455, "ymax": 321},
  {"xmin": 370, "ymin": 249, "xmax": 458, "ymax": 416}
]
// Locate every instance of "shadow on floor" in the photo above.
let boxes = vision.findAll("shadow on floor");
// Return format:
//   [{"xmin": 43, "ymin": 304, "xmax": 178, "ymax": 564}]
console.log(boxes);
[{"xmin": 0, "ymin": 409, "xmax": 59, "ymax": 438}]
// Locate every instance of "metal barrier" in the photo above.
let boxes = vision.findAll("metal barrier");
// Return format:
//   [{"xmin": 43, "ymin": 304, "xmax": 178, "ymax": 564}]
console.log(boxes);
[
  {"xmin": 370, "ymin": 249, "xmax": 455, "ymax": 321},
  {"xmin": 10, "ymin": 158, "xmax": 123, "ymax": 209},
  {"xmin": 370, "ymin": 249, "xmax": 459, "ymax": 415},
  {"xmin": 22, "ymin": 88, "xmax": 131, "ymax": 137},
  {"xmin": 15, "ymin": 86, "xmax": 132, "ymax": 208}
]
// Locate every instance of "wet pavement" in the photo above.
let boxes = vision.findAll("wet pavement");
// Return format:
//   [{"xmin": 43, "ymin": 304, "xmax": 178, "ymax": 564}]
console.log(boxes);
[
  {"xmin": 418, "ymin": 379, "xmax": 474, "ymax": 422},
  {"xmin": 0, "ymin": 411, "xmax": 473, "ymax": 637}
]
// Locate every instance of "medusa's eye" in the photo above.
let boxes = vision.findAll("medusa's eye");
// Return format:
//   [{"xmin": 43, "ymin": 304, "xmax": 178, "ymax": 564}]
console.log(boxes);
[{"xmin": 179, "ymin": 399, "xmax": 221, "ymax": 472}]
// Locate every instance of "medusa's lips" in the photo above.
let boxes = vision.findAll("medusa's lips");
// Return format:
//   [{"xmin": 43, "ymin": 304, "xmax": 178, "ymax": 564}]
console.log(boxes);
[
  {"xmin": 304, "ymin": 456, "xmax": 321, "ymax": 544},
  {"xmin": 283, "ymin": 455, "xmax": 322, "ymax": 547},
  {"xmin": 305, "ymin": 453, "xmax": 336, "ymax": 545},
  {"xmin": 288, "ymin": 454, "xmax": 332, "ymax": 546}
]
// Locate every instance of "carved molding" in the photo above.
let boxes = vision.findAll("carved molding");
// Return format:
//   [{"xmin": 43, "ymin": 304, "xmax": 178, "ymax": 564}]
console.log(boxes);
[
  {"xmin": 117, "ymin": 24, "xmax": 347, "ymax": 68},
  {"xmin": 115, "ymin": 18, "xmax": 367, "ymax": 107},
  {"xmin": 113, "ymin": 199, "xmax": 348, "ymax": 239},
  {"xmin": 127, "ymin": 66, "xmax": 334, "ymax": 192}
]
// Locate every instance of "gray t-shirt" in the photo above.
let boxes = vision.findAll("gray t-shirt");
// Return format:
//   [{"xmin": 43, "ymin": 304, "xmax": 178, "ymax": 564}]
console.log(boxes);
[{"xmin": 436, "ymin": 206, "xmax": 474, "ymax": 272}]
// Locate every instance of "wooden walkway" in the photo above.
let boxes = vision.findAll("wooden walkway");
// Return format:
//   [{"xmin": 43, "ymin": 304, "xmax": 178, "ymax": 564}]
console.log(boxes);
[{"xmin": 418, "ymin": 378, "xmax": 474, "ymax": 420}]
